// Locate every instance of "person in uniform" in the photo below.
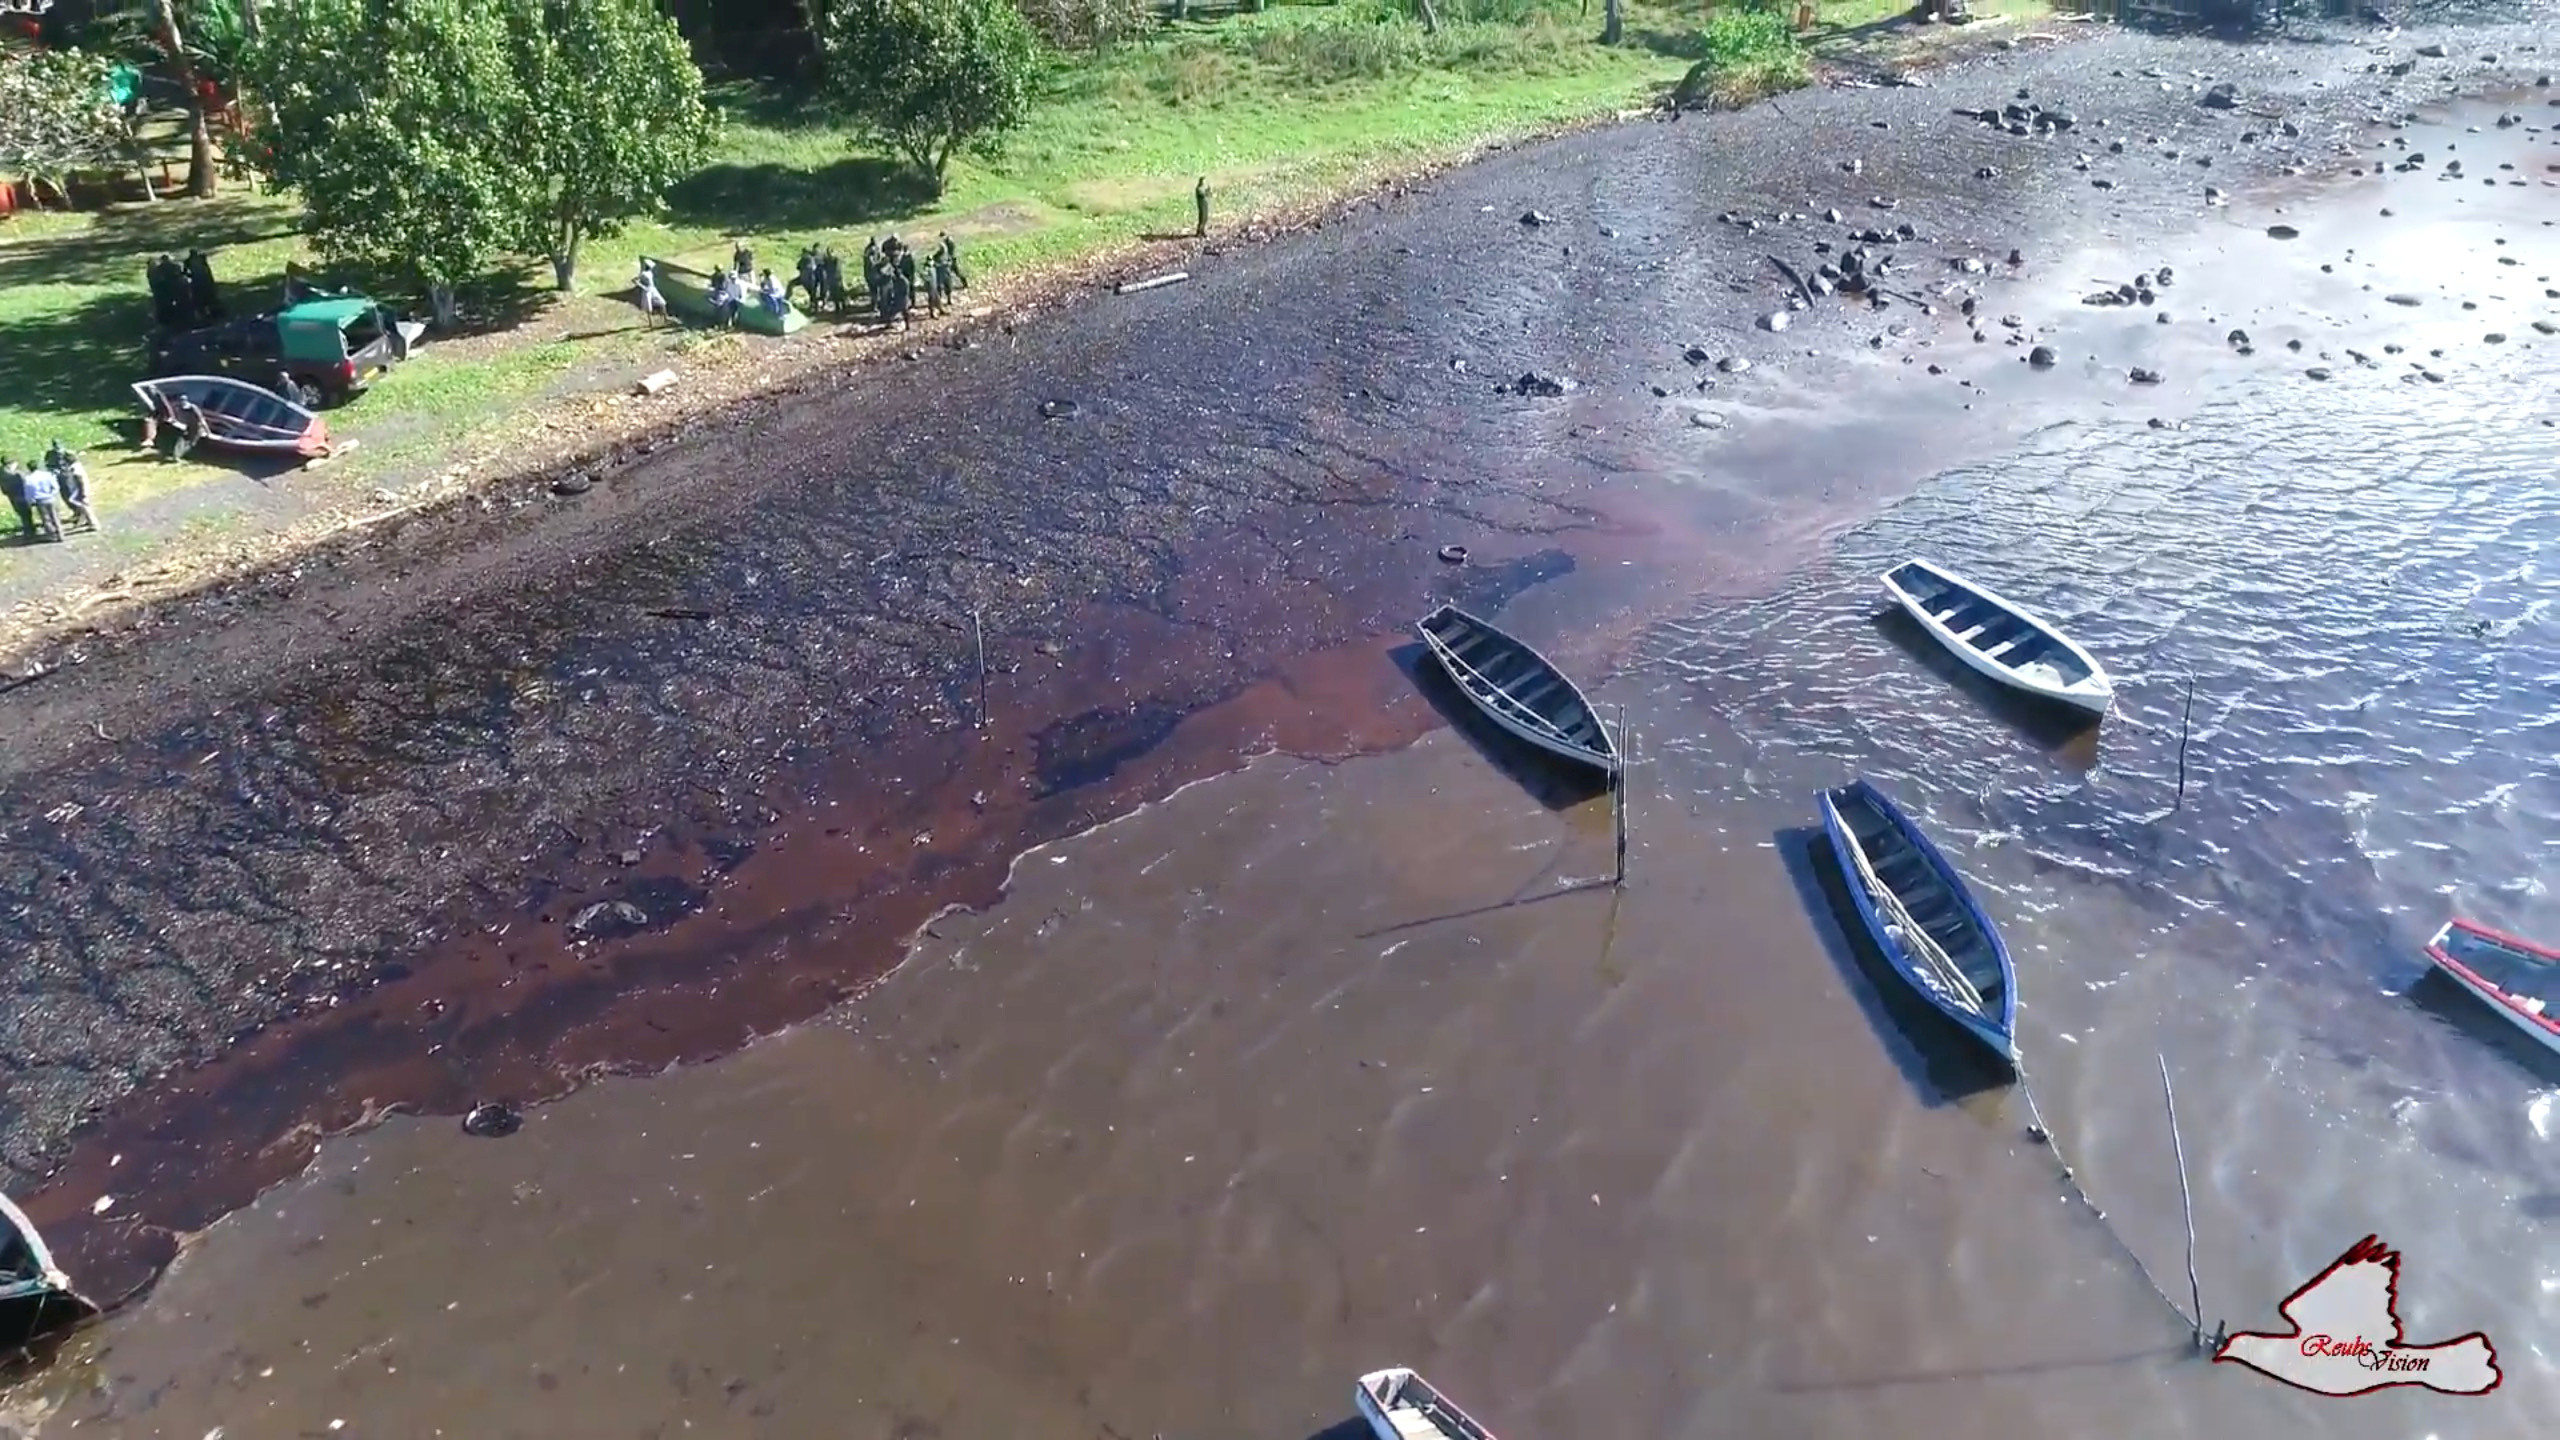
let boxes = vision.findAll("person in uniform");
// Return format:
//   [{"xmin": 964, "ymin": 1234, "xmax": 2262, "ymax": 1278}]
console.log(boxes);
[{"xmin": 936, "ymin": 233, "xmax": 967, "ymax": 291}]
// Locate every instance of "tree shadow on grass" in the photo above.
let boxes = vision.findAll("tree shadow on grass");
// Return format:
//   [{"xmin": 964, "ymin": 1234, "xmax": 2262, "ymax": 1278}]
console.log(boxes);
[
  {"xmin": 663, "ymin": 155, "xmax": 941, "ymax": 237},
  {"xmin": 0, "ymin": 198, "xmax": 301, "ymax": 291},
  {"xmin": 1628, "ymin": 25, "xmax": 1709, "ymax": 60},
  {"xmin": 0, "ymin": 290, "xmax": 158, "ymax": 439}
]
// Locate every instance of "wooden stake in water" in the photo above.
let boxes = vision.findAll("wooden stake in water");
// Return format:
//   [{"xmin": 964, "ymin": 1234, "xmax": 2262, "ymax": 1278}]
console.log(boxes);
[
  {"xmin": 973, "ymin": 608, "xmax": 989, "ymax": 731},
  {"xmin": 2160, "ymin": 1052, "xmax": 2205, "ymax": 1346},
  {"xmin": 1613, "ymin": 705, "xmax": 1630, "ymax": 888},
  {"xmin": 2173, "ymin": 673, "xmax": 2196, "ymax": 811}
]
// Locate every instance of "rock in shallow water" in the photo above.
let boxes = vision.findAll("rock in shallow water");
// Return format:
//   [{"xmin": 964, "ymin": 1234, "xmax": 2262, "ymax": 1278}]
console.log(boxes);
[{"xmin": 2029, "ymin": 345, "xmax": 2059, "ymax": 368}]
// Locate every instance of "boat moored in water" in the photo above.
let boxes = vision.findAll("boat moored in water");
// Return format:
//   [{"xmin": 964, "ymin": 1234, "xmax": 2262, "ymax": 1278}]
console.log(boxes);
[
  {"xmin": 0, "ymin": 1193, "xmax": 96, "ymax": 1347},
  {"xmin": 2426, "ymin": 918, "xmax": 2560, "ymax": 1058},
  {"xmin": 1356, "ymin": 1366, "xmax": 1499, "ymax": 1440},
  {"xmin": 1881, "ymin": 558, "xmax": 2114, "ymax": 716},
  {"xmin": 1416, "ymin": 604, "xmax": 1620, "ymax": 774},
  {"xmin": 1819, "ymin": 779, "xmax": 2019, "ymax": 1067}
]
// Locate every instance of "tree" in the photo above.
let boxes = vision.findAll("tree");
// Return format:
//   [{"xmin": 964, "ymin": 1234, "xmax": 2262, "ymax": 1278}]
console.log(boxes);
[
  {"xmin": 506, "ymin": 0, "xmax": 717, "ymax": 291},
  {"xmin": 149, "ymin": 0, "xmax": 220, "ymax": 195},
  {"xmin": 0, "ymin": 46, "xmax": 129, "ymax": 208},
  {"xmin": 245, "ymin": 0, "xmax": 716, "ymax": 320},
  {"xmin": 245, "ymin": 0, "xmax": 534, "ymax": 329},
  {"xmin": 817, "ymin": 0, "xmax": 1040, "ymax": 195}
]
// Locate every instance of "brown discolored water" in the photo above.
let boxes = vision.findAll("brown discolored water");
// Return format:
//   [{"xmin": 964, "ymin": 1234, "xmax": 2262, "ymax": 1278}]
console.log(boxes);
[
  {"xmin": 15, "ymin": 728, "xmax": 2549, "ymax": 1438},
  {"xmin": 11, "ymin": 51, "xmax": 2560, "ymax": 1440}
]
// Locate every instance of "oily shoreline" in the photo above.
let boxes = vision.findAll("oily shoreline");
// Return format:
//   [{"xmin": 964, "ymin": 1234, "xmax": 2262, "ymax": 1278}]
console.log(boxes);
[
  {"xmin": 0, "ymin": 94, "xmax": 1669, "ymax": 692},
  {"xmin": 2, "ymin": 17, "xmax": 2550, "ymax": 1323}
]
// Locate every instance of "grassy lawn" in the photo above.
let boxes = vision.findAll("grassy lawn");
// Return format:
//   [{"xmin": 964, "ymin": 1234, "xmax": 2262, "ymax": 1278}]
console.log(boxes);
[{"xmin": 0, "ymin": 0, "xmax": 2037, "ymax": 544}]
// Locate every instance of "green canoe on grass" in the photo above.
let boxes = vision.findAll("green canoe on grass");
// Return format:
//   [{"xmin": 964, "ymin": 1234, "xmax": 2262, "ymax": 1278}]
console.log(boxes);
[{"xmin": 642, "ymin": 256, "xmax": 808, "ymax": 337}]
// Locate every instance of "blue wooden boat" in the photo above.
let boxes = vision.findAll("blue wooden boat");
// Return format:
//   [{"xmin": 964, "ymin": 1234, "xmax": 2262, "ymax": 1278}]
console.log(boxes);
[{"xmin": 1819, "ymin": 780, "xmax": 2018, "ymax": 1066}]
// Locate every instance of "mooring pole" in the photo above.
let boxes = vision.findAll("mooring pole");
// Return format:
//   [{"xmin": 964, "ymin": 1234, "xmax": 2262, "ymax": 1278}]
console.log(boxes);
[
  {"xmin": 973, "ymin": 608, "xmax": 989, "ymax": 731},
  {"xmin": 2160, "ymin": 1052, "xmax": 2205, "ymax": 1346},
  {"xmin": 1613, "ymin": 706, "xmax": 1630, "ymax": 888},
  {"xmin": 2173, "ymin": 672, "xmax": 2196, "ymax": 811}
]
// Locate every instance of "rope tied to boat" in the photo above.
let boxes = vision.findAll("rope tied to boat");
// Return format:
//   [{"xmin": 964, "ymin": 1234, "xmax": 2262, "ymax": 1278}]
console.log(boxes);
[{"xmin": 2012, "ymin": 1056, "xmax": 2214, "ymax": 1346}]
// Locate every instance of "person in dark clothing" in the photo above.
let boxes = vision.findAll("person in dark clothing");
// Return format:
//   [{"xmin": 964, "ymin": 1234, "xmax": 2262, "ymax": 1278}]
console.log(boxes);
[
  {"xmin": 183, "ymin": 249, "xmax": 223, "ymax": 324},
  {"xmin": 0, "ymin": 462, "xmax": 31, "ymax": 538},
  {"xmin": 819, "ymin": 249, "xmax": 847, "ymax": 317},
  {"xmin": 788, "ymin": 246, "xmax": 819, "ymax": 305},
  {"xmin": 48, "ymin": 444, "xmax": 96, "ymax": 531},
  {"xmin": 927, "ymin": 249, "xmax": 953, "ymax": 316},
  {"xmin": 893, "ymin": 244, "xmax": 920, "ymax": 327},
  {"xmin": 147, "ymin": 255, "xmax": 185, "ymax": 328},
  {"xmin": 273, "ymin": 368, "xmax": 311, "ymax": 409},
  {"xmin": 170, "ymin": 399, "xmax": 209, "ymax": 463},
  {"xmin": 1195, "ymin": 176, "xmax": 1210, "ymax": 239},
  {"xmin": 732, "ymin": 240, "xmax": 754, "ymax": 278},
  {"xmin": 936, "ymin": 233, "xmax": 968, "ymax": 291},
  {"xmin": 862, "ymin": 238, "xmax": 885, "ymax": 311}
]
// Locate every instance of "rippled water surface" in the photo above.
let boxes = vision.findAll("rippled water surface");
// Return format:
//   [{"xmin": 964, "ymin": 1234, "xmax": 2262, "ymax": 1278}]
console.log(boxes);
[{"xmin": 13, "ymin": 46, "xmax": 2560, "ymax": 1440}]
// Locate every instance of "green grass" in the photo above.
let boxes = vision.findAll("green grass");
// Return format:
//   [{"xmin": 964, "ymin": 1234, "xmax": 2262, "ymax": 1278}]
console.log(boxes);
[{"xmin": 0, "ymin": 0, "xmax": 1792, "ymax": 545}]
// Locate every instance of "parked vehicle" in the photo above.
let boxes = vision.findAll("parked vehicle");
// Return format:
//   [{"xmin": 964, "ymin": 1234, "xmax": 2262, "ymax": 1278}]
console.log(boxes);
[{"xmin": 148, "ymin": 296, "xmax": 422, "ymax": 407}]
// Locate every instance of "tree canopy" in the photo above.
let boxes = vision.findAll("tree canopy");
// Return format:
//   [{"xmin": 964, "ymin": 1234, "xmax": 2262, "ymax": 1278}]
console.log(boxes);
[
  {"xmin": 246, "ymin": 0, "xmax": 529, "ymax": 325},
  {"xmin": 0, "ymin": 45, "xmax": 130, "ymax": 206},
  {"xmin": 509, "ymin": 0, "xmax": 718, "ymax": 289},
  {"xmin": 817, "ymin": 0, "xmax": 1041, "ymax": 194},
  {"xmin": 243, "ymin": 0, "xmax": 715, "ymax": 319}
]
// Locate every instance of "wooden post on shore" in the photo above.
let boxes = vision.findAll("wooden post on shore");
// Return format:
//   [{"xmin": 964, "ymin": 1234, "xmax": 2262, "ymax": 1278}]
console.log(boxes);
[
  {"xmin": 973, "ymin": 608, "xmax": 989, "ymax": 731},
  {"xmin": 2173, "ymin": 672, "xmax": 2196, "ymax": 812},
  {"xmin": 1613, "ymin": 705, "xmax": 1630, "ymax": 888},
  {"xmin": 2159, "ymin": 1052, "xmax": 2206, "ymax": 1346}
]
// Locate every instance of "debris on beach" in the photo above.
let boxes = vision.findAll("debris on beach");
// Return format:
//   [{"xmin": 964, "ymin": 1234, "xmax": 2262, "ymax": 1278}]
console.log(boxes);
[
  {"xmin": 1502, "ymin": 371, "xmax": 1576, "ymax": 397},
  {"xmin": 1518, "ymin": 210, "xmax": 1556, "ymax": 227},
  {"xmin": 1114, "ymin": 272, "xmax": 1190, "ymax": 296}
]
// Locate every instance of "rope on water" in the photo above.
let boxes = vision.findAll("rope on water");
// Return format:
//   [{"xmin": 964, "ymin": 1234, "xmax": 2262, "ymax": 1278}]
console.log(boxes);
[{"xmin": 2013, "ymin": 1054, "xmax": 2212, "ymax": 1346}]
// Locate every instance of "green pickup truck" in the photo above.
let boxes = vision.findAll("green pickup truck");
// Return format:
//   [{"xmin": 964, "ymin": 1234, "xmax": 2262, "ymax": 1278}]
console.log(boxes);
[{"xmin": 148, "ymin": 295, "xmax": 425, "ymax": 408}]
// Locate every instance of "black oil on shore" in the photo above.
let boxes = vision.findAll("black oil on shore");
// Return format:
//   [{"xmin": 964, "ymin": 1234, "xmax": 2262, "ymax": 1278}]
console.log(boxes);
[{"xmin": 3, "ymin": 21, "xmax": 2560, "ymax": 1432}]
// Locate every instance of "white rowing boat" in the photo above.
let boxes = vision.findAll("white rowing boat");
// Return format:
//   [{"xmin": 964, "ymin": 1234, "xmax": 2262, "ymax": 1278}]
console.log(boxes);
[
  {"xmin": 1356, "ymin": 1367, "xmax": 1498, "ymax": 1440},
  {"xmin": 1416, "ymin": 604, "xmax": 1619, "ymax": 773},
  {"xmin": 2427, "ymin": 918, "xmax": 2560, "ymax": 1058},
  {"xmin": 1881, "ymin": 558, "xmax": 2114, "ymax": 716}
]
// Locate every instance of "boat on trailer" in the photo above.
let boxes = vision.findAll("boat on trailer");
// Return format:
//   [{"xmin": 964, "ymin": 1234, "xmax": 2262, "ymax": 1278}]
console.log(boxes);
[
  {"xmin": 2426, "ymin": 918, "xmax": 2560, "ymax": 1058},
  {"xmin": 1356, "ymin": 1366, "xmax": 1499, "ymax": 1440},
  {"xmin": 1881, "ymin": 558, "xmax": 2114, "ymax": 716},
  {"xmin": 1819, "ymin": 779, "xmax": 2018, "ymax": 1067},
  {"xmin": 0, "ymin": 1192, "xmax": 95, "ymax": 1347},
  {"xmin": 131, "ymin": 375, "xmax": 331, "ymax": 457},
  {"xmin": 1416, "ymin": 604, "xmax": 1620, "ymax": 774}
]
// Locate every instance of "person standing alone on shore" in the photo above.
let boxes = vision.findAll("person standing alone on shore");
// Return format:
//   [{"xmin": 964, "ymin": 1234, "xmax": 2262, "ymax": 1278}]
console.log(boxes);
[
  {"xmin": 633, "ymin": 260, "xmax": 666, "ymax": 326},
  {"xmin": 1195, "ymin": 176, "xmax": 1210, "ymax": 238}
]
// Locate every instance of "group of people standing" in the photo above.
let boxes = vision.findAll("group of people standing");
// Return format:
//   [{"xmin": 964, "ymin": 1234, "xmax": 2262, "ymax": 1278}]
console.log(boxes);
[
  {"xmin": 0, "ymin": 441, "xmax": 99, "ymax": 543},
  {"xmin": 631, "ymin": 234, "xmax": 968, "ymax": 331},
  {"xmin": 856, "ymin": 234, "xmax": 967, "ymax": 327},
  {"xmin": 145, "ymin": 250, "xmax": 226, "ymax": 330}
]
